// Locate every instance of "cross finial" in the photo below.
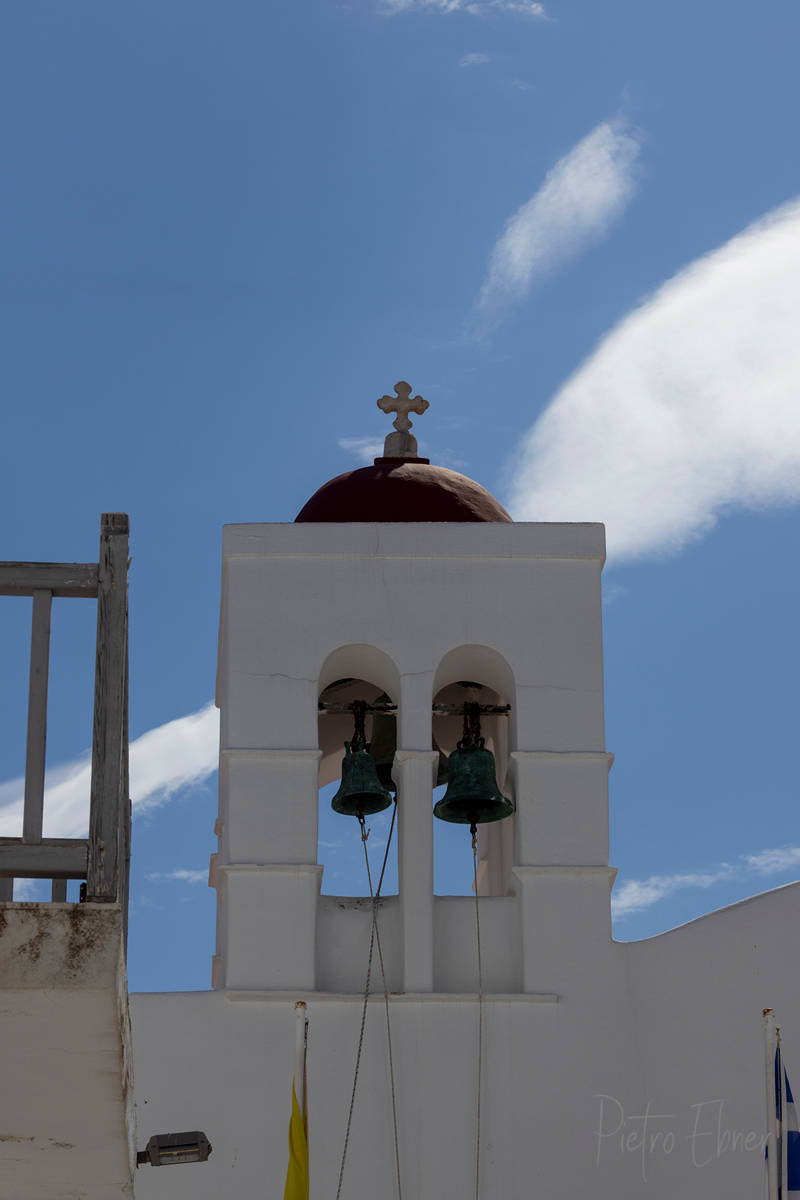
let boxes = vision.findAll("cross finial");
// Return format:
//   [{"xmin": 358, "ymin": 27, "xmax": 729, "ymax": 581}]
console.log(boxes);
[{"xmin": 377, "ymin": 381, "xmax": 429, "ymax": 458}]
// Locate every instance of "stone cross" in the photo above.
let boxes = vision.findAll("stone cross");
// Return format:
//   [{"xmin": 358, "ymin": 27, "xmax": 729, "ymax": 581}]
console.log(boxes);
[{"xmin": 377, "ymin": 381, "xmax": 429, "ymax": 434}]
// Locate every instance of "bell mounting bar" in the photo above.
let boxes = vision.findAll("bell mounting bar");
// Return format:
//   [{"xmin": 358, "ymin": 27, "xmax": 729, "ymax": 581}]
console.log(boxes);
[
  {"xmin": 317, "ymin": 701, "xmax": 510, "ymax": 716},
  {"xmin": 433, "ymin": 703, "xmax": 510, "ymax": 716}
]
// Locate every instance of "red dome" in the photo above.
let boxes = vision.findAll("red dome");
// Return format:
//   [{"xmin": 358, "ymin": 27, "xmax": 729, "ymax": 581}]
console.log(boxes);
[{"xmin": 295, "ymin": 458, "xmax": 512, "ymax": 523}]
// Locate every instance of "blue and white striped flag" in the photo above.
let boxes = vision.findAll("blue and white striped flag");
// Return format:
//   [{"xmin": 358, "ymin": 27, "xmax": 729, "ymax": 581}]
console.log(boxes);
[
  {"xmin": 780, "ymin": 1058, "xmax": 800, "ymax": 1196},
  {"xmin": 767, "ymin": 1035, "xmax": 800, "ymax": 1199}
]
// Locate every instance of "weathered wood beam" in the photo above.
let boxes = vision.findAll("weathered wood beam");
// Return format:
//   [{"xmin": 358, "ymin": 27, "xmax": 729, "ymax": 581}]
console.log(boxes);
[
  {"xmin": 23, "ymin": 589, "xmax": 52, "ymax": 844},
  {"xmin": 51, "ymin": 879, "xmax": 68, "ymax": 901},
  {"xmin": 119, "ymin": 622, "xmax": 131, "ymax": 946},
  {"xmin": 0, "ymin": 562, "xmax": 98, "ymax": 598},
  {"xmin": 0, "ymin": 838, "xmax": 89, "ymax": 879},
  {"xmin": 87, "ymin": 514, "xmax": 129, "ymax": 903}
]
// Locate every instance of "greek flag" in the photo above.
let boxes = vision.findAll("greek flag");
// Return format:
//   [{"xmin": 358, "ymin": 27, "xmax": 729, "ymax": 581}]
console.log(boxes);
[
  {"xmin": 780, "ymin": 1057, "xmax": 800, "ymax": 1196},
  {"xmin": 766, "ymin": 1031, "xmax": 800, "ymax": 1199}
]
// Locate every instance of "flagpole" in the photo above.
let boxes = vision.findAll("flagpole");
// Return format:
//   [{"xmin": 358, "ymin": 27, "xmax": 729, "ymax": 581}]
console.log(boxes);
[
  {"xmin": 294, "ymin": 1000, "xmax": 308, "ymax": 1122},
  {"xmin": 284, "ymin": 1000, "xmax": 310, "ymax": 1200},
  {"xmin": 765, "ymin": 1009, "xmax": 780, "ymax": 1200},
  {"xmin": 780, "ymin": 1026, "xmax": 789, "ymax": 1199}
]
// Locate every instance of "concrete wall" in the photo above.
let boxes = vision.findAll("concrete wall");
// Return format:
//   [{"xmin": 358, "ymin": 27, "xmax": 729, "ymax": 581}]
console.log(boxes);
[{"xmin": 0, "ymin": 903, "xmax": 135, "ymax": 1199}]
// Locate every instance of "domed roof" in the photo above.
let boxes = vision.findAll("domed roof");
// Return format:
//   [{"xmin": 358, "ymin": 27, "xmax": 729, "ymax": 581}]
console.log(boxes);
[
  {"xmin": 295, "ymin": 379, "xmax": 512, "ymax": 524},
  {"xmin": 295, "ymin": 458, "xmax": 512, "ymax": 523}
]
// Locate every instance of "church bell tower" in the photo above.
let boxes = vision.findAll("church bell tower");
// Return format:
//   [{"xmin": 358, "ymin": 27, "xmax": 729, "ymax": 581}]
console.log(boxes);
[{"xmin": 212, "ymin": 382, "xmax": 612, "ymax": 999}]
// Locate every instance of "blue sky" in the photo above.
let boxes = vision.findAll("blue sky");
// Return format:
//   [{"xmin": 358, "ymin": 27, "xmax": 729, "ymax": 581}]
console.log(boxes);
[{"xmin": 1, "ymin": 0, "xmax": 799, "ymax": 991}]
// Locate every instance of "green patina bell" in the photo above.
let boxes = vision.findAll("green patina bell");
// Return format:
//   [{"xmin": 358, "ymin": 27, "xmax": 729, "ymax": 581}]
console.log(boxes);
[
  {"xmin": 331, "ymin": 735, "xmax": 393, "ymax": 817},
  {"xmin": 433, "ymin": 737, "xmax": 514, "ymax": 826}
]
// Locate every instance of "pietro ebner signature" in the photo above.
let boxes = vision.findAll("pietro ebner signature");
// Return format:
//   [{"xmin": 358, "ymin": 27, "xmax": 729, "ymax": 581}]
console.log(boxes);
[{"xmin": 593, "ymin": 1094, "xmax": 769, "ymax": 1181}]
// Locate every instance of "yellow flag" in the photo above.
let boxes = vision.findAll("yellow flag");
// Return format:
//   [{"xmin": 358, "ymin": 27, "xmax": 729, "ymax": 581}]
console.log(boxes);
[{"xmin": 284, "ymin": 1004, "xmax": 309, "ymax": 1200}]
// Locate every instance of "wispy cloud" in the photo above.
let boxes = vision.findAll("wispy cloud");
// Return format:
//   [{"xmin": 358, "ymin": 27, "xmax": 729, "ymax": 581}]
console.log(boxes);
[
  {"xmin": 148, "ymin": 868, "xmax": 208, "ymax": 885},
  {"xmin": 505, "ymin": 197, "xmax": 800, "ymax": 560},
  {"xmin": 459, "ymin": 52, "xmax": 491, "ymax": 66},
  {"xmin": 745, "ymin": 846, "xmax": 800, "ymax": 875},
  {"xmin": 613, "ymin": 844, "xmax": 800, "ymax": 920},
  {"xmin": 478, "ymin": 118, "xmax": 641, "ymax": 317},
  {"xmin": 0, "ymin": 702, "xmax": 219, "ymax": 839},
  {"xmin": 383, "ymin": 0, "xmax": 546, "ymax": 17},
  {"xmin": 435, "ymin": 447, "xmax": 468, "ymax": 471},
  {"xmin": 487, "ymin": 0, "xmax": 545, "ymax": 11},
  {"xmin": 339, "ymin": 436, "xmax": 384, "ymax": 464},
  {"xmin": 601, "ymin": 581, "xmax": 627, "ymax": 607},
  {"xmin": 11, "ymin": 879, "xmax": 39, "ymax": 900}
]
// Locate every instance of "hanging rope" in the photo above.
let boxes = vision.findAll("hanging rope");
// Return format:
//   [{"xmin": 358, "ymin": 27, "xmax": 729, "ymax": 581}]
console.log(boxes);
[
  {"xmin": 472, "ymin": 823, "xmax": 484, "ymax": 1200},
  {"xmin": 334, "ymin": 798, "xmax": 401, "ymax": 1200},
  {"xmin": 360, "ymin": 809, "xmax": 403, "ymax": 1200}
]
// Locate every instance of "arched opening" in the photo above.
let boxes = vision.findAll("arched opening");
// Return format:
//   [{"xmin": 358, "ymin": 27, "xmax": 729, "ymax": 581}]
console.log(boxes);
[
  {"xmin": 317, "ymin": 645, "xmax": 400, "ymax": 897},
  {"xmin": 432, "ymin": 646, "xmax": 516, "ymax": 897}
]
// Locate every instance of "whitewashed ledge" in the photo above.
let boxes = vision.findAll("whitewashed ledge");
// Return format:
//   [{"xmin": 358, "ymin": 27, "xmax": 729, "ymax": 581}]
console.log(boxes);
[{"xmin": 225, "ymin": 991, "xmax": 559, "ymax": 1004}]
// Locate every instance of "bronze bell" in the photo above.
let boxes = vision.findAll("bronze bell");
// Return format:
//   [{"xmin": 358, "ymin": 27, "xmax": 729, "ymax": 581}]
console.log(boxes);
[
  {"xmin": 433, "ymin": 736, "xmax": 514, "ymax": 826},
  {"xmin": 331, "ymin": 735, "xmax": 393, "ymax": 817}
]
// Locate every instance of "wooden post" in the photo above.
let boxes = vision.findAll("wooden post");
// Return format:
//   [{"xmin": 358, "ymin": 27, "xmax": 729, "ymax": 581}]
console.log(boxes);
[
  {"xmin": 23, "ymin": 589, "xmax": 53, "ymax": 844},
  {"xmin": 119, "ymin": 621, "xmax": 131, "ymax": 943},
  {"xmin": 87, "ymin": 514, "xmax": 129, "ymax": 904}
]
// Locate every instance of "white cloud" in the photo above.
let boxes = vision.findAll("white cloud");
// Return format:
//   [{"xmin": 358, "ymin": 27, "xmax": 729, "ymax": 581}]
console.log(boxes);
[
  {"xmin": 459, "ymin": 52, "xmax": 491, "ymax": 65},
  {"xmin": 10, "ymin": 879, "xmax": 40, "ymax": 900},
  {"xmin": 148, "ymin": 868, "xmax": 208, "ymax": 885},
  {"xmin": 745, "ymin": 846, "xmax": 800, "ymax": 875},
  {"xmin": 486, "ymin": 2, "xmax": 545, "ymax": 16},
  {"xmin": 601, "ymin": 581, "xmax": 627, "ymax": 607},
  {"xmin": 478, "ymin": 118, "xmax": 641, "ymax": 315},
  {"xmin": 0, "ymin": 702, "xmax": 219, "ymax": 839},
  {"xmin": 613, "ymin": 868, "xmax": 733, "ymax": 919},
  {"xmin": 383, "ymin": 0, "xmax": 546, "ymax": 17},
  {"xmin": 339, "ymin": 436, "xmax": 384, "ymax": 464},
  {"xmin": 613, "ymin": 844, "xmax": 800, "ymax": 920},
  {"xmin": 506, "ymin": 196, "xmax": 800, "ymax": 561}
]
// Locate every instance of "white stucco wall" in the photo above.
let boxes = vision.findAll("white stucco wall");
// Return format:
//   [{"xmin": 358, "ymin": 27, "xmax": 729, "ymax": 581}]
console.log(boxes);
[
  {"xmin": 131, "ymin": 882, "xmax": 800, "ymax": 1198},
  {"xmin": 0, "ymin": 903, "xmax": 135, "ymax": 1199},
  {"xmin": 212, "ymin": 521, "xmax": 609, "ymax": 997},
  {"xmin": 128, "ymin": 518, "xmax": 800, "ymax": 1197}
]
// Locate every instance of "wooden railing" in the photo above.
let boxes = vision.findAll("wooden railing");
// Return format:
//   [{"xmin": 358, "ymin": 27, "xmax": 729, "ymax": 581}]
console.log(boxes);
[{"xmin": 0, "ymin": 514, "xmax": 130, "ymax": 930}]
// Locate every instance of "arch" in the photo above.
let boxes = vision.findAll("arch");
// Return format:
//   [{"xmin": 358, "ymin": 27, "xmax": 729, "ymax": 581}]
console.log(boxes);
[
  {"xmin": 316, "ymin": 645, "xmax": 401, "ymax": 898},
  {"xmin": 316, "ymin": 645, "xmax": 398, "ymax": 785},
  {"xmin": 433, "ymin": 643, "xmax": 515, "ymax": 705},
  {"xmin": 317, "ymin": 644, "xmax": 401, "ymax": 790},
  {"xmin": 432, "ymin": 645, "xmax": 516, "ymax": 898},
  {"xmin": 318, "ymin": 643, "xmax": 401, "ymax": 702}
]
